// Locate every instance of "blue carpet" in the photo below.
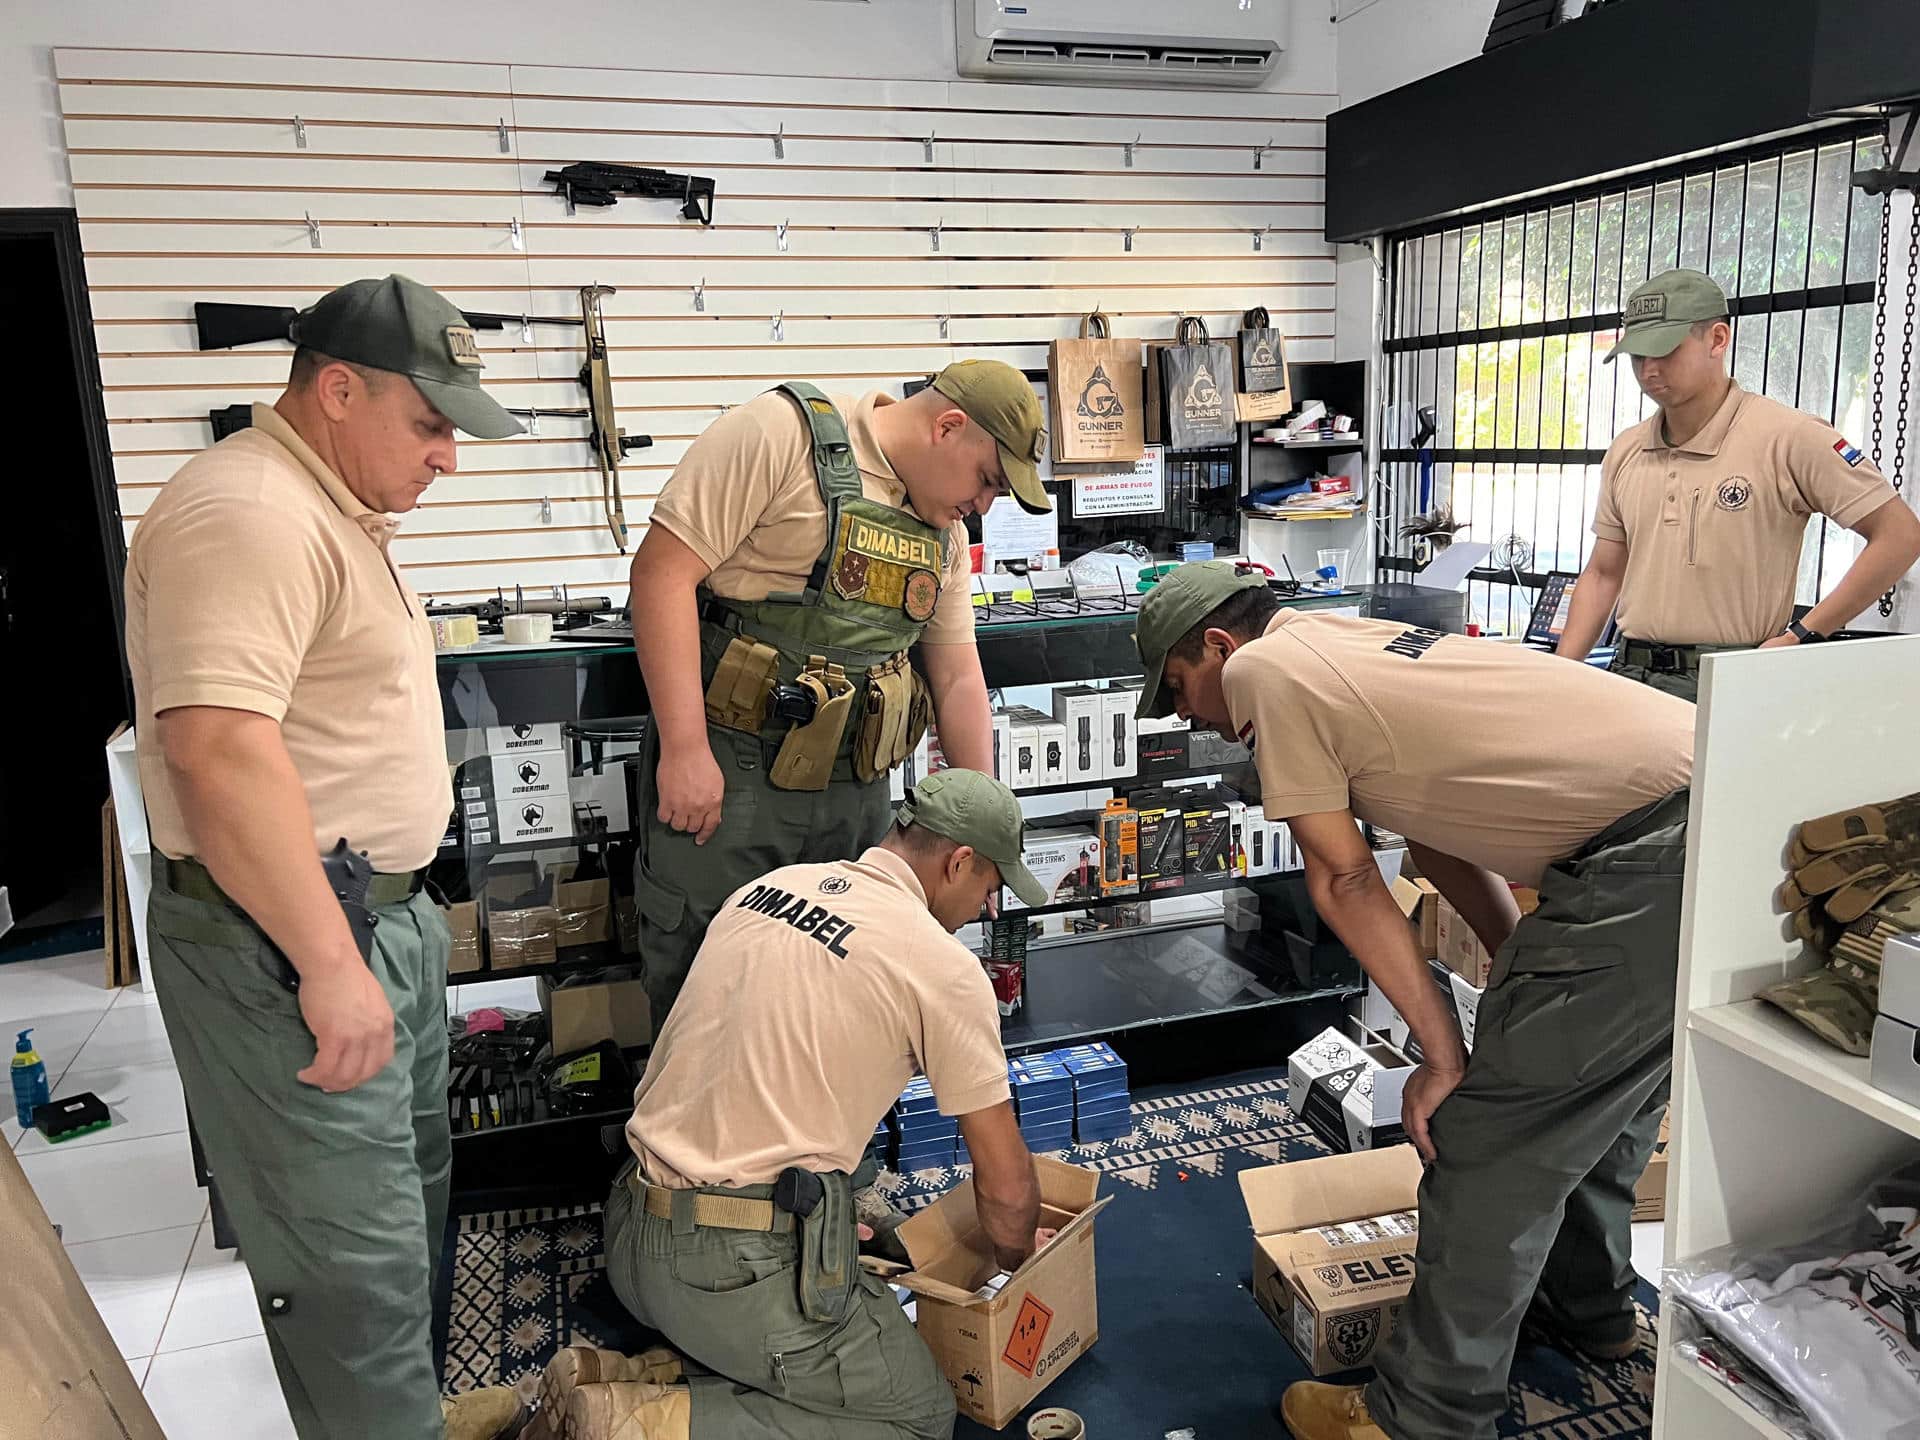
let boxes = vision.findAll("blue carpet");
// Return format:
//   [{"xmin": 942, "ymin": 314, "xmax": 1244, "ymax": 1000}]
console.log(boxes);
[{"xmin": 444, "ymin": 1067, "xmax": 1657, "ymax": 1437}]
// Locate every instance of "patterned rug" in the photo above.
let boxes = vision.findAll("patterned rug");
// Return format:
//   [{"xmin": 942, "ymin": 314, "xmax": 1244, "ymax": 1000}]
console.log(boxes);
[{"xmin": 443, "ymin": 1069, "xmax": 1658, "ymax": 1438}]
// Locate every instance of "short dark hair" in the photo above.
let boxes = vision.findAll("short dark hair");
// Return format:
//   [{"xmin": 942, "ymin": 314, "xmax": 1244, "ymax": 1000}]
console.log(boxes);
[
  {"xmin": 289, "ymin": 347, "xmax": 386, "ymax": 392},
  {"xmin": 890, "ymin": 816, "xmax": 960, "ymax": 861},
  {"xmin": 1690, "ymin": 316, "xmax": 1731, "ymax": 339},
  {"xmin": 1168, "ymin": 585, "xmax": 1282, "ymax": 664}
]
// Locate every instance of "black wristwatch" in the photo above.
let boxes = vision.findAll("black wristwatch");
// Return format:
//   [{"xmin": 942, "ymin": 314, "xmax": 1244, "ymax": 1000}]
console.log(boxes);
[{"xmin": 1785, "ymin": 619, "xmax": 1827, "ymax": 644}]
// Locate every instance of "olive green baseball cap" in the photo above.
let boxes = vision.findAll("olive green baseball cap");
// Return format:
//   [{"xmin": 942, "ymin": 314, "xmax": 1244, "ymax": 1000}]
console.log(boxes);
[
  {"xmin": 899, "ymin": 769, "xmax": 1047, "ymax": 907},
  {"xmin": 1604, "ymin": 269, "xmax": 1730, "ymax": 363},
  {"xmin": 287, "ymin": 274, "xmax": 524, "ymax": 438},
  {"xmin": 1133, "ymin": 561, "xmax": 1268, "ymax": 719},
  {"xmin": 929, "ymin": 359, "xmax": 1053, "ymax": 516}
]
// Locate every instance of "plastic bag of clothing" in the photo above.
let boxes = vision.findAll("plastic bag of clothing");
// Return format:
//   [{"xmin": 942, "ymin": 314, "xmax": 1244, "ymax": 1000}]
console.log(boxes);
[{"xmin": 1663, "ymin": 1159, "xmax": 1920, "ymax": 1440}]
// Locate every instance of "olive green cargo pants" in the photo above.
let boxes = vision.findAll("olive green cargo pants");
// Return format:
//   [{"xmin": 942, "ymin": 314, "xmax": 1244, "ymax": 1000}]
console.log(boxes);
[
  {"xmin": 632, "ymin": 718, "xmax": 892, "ymax": 1027},
  {"xmin": 602, "ymin": 1166, "xmax": 955, "ymax": 1440},
  {"xmin": 1366, "ymin": 790, "xmax": 1689, "ymax": 1440},
  {"xmin": 148, "ymin": 876, "xmax": 452, "ymax": 1440}
]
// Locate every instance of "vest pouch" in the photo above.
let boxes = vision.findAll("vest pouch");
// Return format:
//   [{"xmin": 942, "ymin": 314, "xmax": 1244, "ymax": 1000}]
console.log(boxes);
[
  {"xmin": 853, "ymin": 653, "xmax": 914, "ymax": 784},
  {"xmin": 904, "ymin": 667, "xmax": 933, "ymax": 755},
  {"xmin": 703, "ymin": 635, "xmax": 781, "ymax": 734},
  {"xmin": 769, "ymin": 661, "xmax": 854, "ymax": 792}
]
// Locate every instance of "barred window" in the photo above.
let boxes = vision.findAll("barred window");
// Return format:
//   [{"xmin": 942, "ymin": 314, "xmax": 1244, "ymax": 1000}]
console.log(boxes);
[{"xmin": 1380, "ymin": 126, "xmax": 1887, "ymax": 635}]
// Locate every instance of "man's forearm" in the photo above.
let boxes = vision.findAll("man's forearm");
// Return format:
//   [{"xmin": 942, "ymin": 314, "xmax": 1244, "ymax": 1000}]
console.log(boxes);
[
  {"xmin": 976, "ymin": 1159, "xmax": 1042, "ymax": 1272},
  {"xmin": 1311, "ymin": 865, "xmax": 1467, "ymax": 1071},
  {"xmin": 630, "ymin": 566, "xmax": 711, "ymax": 752},
  {"xmin": 1556, "ymin": 568, "xmax": 1622, "ymax": 661},
  {"xmin": 920, "ymin": 643, "xmax": 994, "ymax": 773},
  {"xmin": 164, "ymin": 717, "xmax": 363, "ymax": 981}
]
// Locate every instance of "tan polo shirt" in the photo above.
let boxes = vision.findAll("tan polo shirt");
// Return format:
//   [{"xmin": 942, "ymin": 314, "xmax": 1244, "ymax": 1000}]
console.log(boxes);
[
  {"xmin": 650, "ymin": 390, "xmax": 976, "ymax": 644},
  {"xmin": 627, "ymin": 846, "xmax": 1011, "ymax": 1188},
  {"xmin": 125, "ymin": 403, "xmax": 451, "ymax": 873},
  {"xmin": 1593, "ymin": 382, "xmax": 1898, "ymax": 646},
  {"xmin": 1221, "ymin": 612, "xmax": 1694, "ymax": 886}
]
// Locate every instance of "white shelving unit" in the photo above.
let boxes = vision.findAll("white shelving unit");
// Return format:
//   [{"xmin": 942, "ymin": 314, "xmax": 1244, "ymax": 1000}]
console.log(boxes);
[{"xmin": 1654, "ymin": 633, "xmax": 1920, "ymax": 1438}]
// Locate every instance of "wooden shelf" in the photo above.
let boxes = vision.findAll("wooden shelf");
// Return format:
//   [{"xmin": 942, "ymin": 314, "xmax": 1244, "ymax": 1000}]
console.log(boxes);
[{"xmin": 1689, "ymin": 1000, "xmax": 1920, "ymax": 1143}]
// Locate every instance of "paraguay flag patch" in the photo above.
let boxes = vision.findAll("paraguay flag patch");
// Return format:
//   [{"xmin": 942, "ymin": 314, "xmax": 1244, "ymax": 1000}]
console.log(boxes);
[
  {"xmin": 1237, "ymin": 720, "xmax": 1257, "ymax": 751},
  {"xmin": 1834, "ymin": 436, "xmax": 1865, "ymax": 467}
]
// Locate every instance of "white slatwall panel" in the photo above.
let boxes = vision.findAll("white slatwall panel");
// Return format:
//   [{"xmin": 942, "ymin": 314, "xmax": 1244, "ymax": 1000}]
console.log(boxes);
[{"xmin": 60, "ymin": 48, "xmax": 1336, "ymax": 602}]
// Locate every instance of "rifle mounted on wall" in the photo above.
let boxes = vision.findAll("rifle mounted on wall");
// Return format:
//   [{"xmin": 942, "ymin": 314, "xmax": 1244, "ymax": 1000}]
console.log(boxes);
[{"xmin": 543, "ymin": 162, "xmax": 716, "ymax": 226}]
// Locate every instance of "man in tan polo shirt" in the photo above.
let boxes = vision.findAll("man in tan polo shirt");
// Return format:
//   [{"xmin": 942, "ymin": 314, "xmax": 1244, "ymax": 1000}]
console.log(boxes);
[
  {"xmin": 125, "ymin": 276, "xmax": 526, "ymax": 1440},
  {"xmin": 519, "ymin": 769, "xmax": 1046, "ymax": 1440},
  {"xmin": 1131, "ymin": 564, "xmax": 1693, "ymax": 1440},
  {"xmin": 1558, "ymin": 268, "xmax": 1920, "ymax": 698},
  {"xmin": 626, "ymin": 362, "xmax": 1051, "ymax": 1029}
]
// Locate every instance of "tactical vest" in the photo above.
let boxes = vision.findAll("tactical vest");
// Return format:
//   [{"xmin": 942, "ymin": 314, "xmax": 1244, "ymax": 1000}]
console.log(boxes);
[
  {"xmin": 697, "ymin": 385, "xmax": 945, "ymax": 782},
  {"xmin": 700, "ymin": 384, "xmax": 946, "ymax": 677}
]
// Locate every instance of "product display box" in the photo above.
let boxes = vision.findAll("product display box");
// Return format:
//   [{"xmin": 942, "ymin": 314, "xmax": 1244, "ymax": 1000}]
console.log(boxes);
[
  {"xmin": 1051, "ymin": 687, "xmax": 1105, "ymax": 786},
  {"xmin": 1289, "ymin": 1025, "xmax": 1408, "ymax": 1154},
  {"xmin": 539, "ymin": 976, "xmax": 651, "ymax": 1052},
  {"xmin": 1136, "ymin": 715, "xmax": 1191, "ymax": 781},
  {"xmin": 894, "ymin": 1158, "xmax": 1111, "ymax": 1429},
  {"xmin": 1098, "ymin": 799, "xmax": 1139, "ymax": 896},
  {"xmin": 1003, "ymin": 827, "xmax": 1102, "ymax": 912},
  {"xmin": 1181, "ymin": 789, "xmax": 1233, "ymax": 877},
  {"xmin": 1102, "ymin": 684, "xmax": 1140, "ymax": 781},
  {"xmin": 1134, "ymin": 790, "xmax": 1187, "ymax": 892},
  {"xmin": 1009, "ymin": 724, "xmax": 1041, "ymax": 791},
  {"xmin": 991, "ymin": 711, "xmax": 1015, "ymax": 787},
  {"xmin": 1241, "ymin": 1145, "xmax": 1422, "ymax": 1375}
]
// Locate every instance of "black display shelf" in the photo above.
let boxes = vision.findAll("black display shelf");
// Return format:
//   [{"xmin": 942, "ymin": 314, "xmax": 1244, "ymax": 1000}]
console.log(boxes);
[
  {"xmin": 1005, "ymin": 762, "xmax": 1253, "ymax": 802},
  {"xmin": 999, "ymin": 920, "xmax": 1359, "ymax": 1053},
  {"xmin": 1007, "ymin": 869, "xmax": 1293, "ymax": 920},
  {"xmin": 437, "ymin": 828, "xmax": 632, "ymax": 863}
]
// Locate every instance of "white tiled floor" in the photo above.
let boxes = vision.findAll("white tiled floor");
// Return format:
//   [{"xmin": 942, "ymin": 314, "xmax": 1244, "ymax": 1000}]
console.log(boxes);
[
  {"xmin": 2, "ymin": 951, "xmax": 293, "ymax": 1437},
  {"xmin": 4, "ymin": 950, "xmax": 1675, "ymax": 1437}
]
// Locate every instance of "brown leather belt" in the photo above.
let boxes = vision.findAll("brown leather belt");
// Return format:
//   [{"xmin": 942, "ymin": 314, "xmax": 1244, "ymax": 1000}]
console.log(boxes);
[{"xmin": 627, "ymin": 1170, "xmax": 793, "ymax": 1233}]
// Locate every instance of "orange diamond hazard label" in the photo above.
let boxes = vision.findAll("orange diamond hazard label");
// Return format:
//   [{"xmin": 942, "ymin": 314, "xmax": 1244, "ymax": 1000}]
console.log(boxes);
[{"xmin": 1001, "ymin": 1293, "xmax": 1054, "ymax": 1378}]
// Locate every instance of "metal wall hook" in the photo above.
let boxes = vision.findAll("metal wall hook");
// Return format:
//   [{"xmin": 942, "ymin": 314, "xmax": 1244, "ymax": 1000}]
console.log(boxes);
[
  {"xmin": 1253, "ymin": 138, "xmax": 1272, "ymax": 171},
  {"xmin": 304, "ymin": 211, "xmax": 323, "ymax": 249},
  {"xmin": 775, "ymin": 220, "xmax": 790, "ymax": 253},
  {"xmin": 938, "ymin": 315, "xmax": 950, "ymax": 340},
  {"xmin": 1124, "ymin": 133, "xmax": 1140, "ymax": 168},
  {"xmin": 691, "ymin": 278, "xmax": 706, "ymax": 313},
  {"xmin": 773, "ymin": 123, "xmax": 785, "ymax": 159},
  {"xmin": 1252, "ymin": 228, "xmax": 1263, "ymax": 252},
  {"xmin": 292, "ymin": 115, "xmax": 308, "ymax": 149},
  {"xmin": 497, "ymin": 118, "xmax": 511, "ymax": 154},
  {"xmin": 509, "ymin": 216, "xmax": 524, "ymax": 251},
  {"xmin": 1123, "ymin": 228, "xmax": 1135, "ymax": 253},
  {"xmin": 527, "ymin": 408, "xmax": 541, "ymax": 435},
  {"xmin": 930, "ymin": 219, "xmax": 942, "ymax": 253},
  {"xmin": 923, "ymin": 132, "xmax": 936, "ymax": 163},
  {"xmin": 519, "ymin": 315, "xmax": 533, "ymax": 343},
  {"xmin": 771, "ymin": 312, "xmax": 784, "ymax": 342},
  {"xmin": 540, "ymin": 495, "xmax": 552, "ymax": 524}
]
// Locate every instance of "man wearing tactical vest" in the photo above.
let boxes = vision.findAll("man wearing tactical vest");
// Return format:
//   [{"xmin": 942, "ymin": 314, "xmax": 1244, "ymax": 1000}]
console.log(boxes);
[{"xmin": 627, "ymin": 361, "xmax": 1051, "ymax": 1032}]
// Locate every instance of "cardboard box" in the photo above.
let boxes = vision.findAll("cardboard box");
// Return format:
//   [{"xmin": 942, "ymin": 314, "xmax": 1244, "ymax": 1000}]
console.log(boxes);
[
  {"xmin": 1005, "ymin": 827, "xmax": 1102, "ymax": 911},
  {"xmin": 487, "ymin": 722, "xmax": 567, "ymax": 755},
  {"xmin": 487, "ymin": 900, "xmax": 558, "ymax": 971},
  {"xmin": 1341, "ymin": 1061, "xmax": 1411, "ymax": 1153},
  {"xmin": 555, "ymin": 878, "xmax": 613, "ymax": 948},
  {"xmin": 1435, "ymin": 898, "xmax": 1494, "ymax": 989},
  {"xmin": 1389, "ymin": 876, "xmax": 1443, "ymax": 961},
  {"xmin": 1051, "ymin": 687, "xmax": 1105, "ymax": 786},
  {"xmin": 1101, "ymin": 686, "xmax": 1140, "ymax": 780},
  {"xmin": 539, "ymin": 976, "xmax": 652, "ymax": 1052},
  {"xmin": 1632, "ymin": 1110, "xmax": 1671, "ymax": 1222},
  {"xmin": 1448, "ymin": 971, "xmax": 1483, "ymax": 1051},
  {"xmin": 1241, "ymin": 1146, "xmax": 1422, "ymax": 1375},
  {"xmin": 443, "ymin": 900, "xmax": 482, "ymax": 975},
  {"xmin": 896, "ymin": 1157, "xmax": 1111, "ymax": 1429}
]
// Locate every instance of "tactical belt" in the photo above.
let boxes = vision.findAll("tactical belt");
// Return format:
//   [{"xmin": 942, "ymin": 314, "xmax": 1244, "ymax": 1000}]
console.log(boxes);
[
  {"xmin": 1616, "ymin": 638, "xmax": 1745, "ymax": 674},
  {"xmin": 628, "ymin": 1171, "xmax": 795, "ymax": 1233},
  {"xmin": 699, "ymin": 598, "xmax": 904, "ymax": 674},
  {"xmin": 159, "ymin": 854, "xmax": 425, "ymax": 910}
]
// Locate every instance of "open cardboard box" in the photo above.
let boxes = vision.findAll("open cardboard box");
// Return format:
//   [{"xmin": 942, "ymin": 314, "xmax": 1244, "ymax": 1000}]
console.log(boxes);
[
  {"xmin": 893, "ymin": 1156, "xmax": 1111, "ymax": 1429},
  {"xmin": 1241, "ymin": 1145, "xmax": 1423, "ymax": 1375}
]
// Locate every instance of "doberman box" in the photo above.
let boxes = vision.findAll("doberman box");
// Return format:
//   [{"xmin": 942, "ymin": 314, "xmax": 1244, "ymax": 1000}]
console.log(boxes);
[
  {"xmin": 1241, "ymin": 1145, "xmax": 1423, "ymax": 1375},
  {"xmin": 894, "ymin": 1157, "xmax": 1111, "ymax": 1429}
]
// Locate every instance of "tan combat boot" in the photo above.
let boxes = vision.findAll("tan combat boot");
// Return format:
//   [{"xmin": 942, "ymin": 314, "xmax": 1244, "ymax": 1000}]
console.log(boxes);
[
  {"xmin": 443, "ymin": 1385, "xmax": 531, "ymax": 1440},
  {"xmin": 522, "ymin": 1348, "xmax": 685, "ymax": 1440},
  {"xmin": 563, "ymin": 1380, "xmax": 692, "ymax": 1440},
  {"xmin": 1280, "ymin": 1382, "xmax": 1388, "ymax": 1440}
]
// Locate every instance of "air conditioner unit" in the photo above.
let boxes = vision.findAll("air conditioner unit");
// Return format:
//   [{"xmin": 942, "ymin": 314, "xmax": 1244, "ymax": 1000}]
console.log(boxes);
[{"xmin": 955, "ymin": 0, "xmax": 1284, "ymax": 88}]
